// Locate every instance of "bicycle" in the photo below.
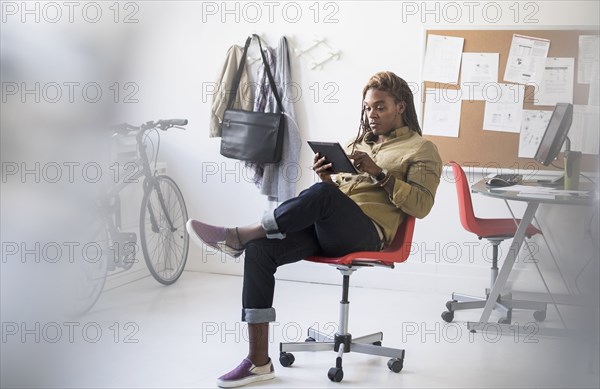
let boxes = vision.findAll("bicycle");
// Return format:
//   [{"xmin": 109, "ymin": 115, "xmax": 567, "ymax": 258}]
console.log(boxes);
[{"xmin": 73, "ymin": 119, "xmax": 190, "ymax": 315}]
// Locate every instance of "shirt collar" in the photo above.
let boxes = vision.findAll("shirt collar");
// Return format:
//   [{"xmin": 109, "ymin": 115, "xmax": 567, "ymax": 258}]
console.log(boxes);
[{"xmin": 364, "ymin": 126, "xmax": 412, "ymax": 144}]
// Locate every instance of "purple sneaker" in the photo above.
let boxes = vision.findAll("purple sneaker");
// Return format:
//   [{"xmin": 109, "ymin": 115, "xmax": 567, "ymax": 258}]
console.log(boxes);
[
  {"xmin": 186, "ymin": 219, "xmax": 244, "ymax": 258},
  {"xmin": 216, "ymin": 358, "xmax": 275, "ymax": 388}
]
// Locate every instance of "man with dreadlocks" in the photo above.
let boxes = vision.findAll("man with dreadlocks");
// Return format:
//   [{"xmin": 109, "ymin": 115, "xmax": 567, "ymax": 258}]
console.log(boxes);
[{"xmin": 187, "ymin": 71, "xmax": 442, "ymax": 388}]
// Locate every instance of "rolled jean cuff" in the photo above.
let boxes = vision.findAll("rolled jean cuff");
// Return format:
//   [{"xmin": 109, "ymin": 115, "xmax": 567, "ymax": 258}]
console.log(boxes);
[
  {"xmin": 242, "ymin": 308, "xmax": 276, "ymax": 323},
  {"xmin": 261, "ymin": 210, "xmax": 286, "ymax": 240}
]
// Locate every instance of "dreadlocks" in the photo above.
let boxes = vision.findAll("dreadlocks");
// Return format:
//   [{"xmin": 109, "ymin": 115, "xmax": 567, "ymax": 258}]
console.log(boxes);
[{"xmin": 351, "ymin": 71, "xmax": 421, "ymax": 154}]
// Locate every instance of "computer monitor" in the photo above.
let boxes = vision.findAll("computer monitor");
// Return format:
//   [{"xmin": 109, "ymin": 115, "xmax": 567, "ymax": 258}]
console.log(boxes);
[{"xmin": 534, "ymin": 102, "xmax": 574, "ymax": 166}]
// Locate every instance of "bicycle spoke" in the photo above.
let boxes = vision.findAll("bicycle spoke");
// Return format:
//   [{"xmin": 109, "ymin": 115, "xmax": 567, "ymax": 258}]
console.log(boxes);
[
  {"xmin": 163, "ymin": 181, "xmax": 183, "ymax": 228},
  {"xmin": 140, "ymin": 176, "xmax": 188, "ymax": 284}
]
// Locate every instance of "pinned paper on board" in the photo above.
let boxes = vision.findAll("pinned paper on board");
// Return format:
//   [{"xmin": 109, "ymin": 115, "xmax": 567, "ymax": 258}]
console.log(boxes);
[
  {"xmin": 503, "ymin": 34, "xmax": 550, "ymax": 86},
  {"xmin": 568, "ymin": 105, "xmax": 600, "ymax": 155},
  {"xmin": 577, "ymin": 35, "xmax": 600, "ymax": 84},
  {"xmin": 588, "ymin": 61, "xmax": 600, "ymax": 106},
  {"xmin": 423, "ymin": 34, "xmax": 464, "ymax": 84},
  {"xmin": 518, "ymin": 109, "xmax": 552, "ymax": 158},
  {"xmin": 483, "ymin": 83, "xmax": 525, "ymax": 133},
  {"xmin": 422, "ymin": 88, "xmax": 462, "ymax": 138},
  {"xmin": 535, "ymin": 58, "xmax": 574, "ymax": 106},
  {"xmin": 460, "ymin": 53, "xmax": 499, "ymax": 101}
]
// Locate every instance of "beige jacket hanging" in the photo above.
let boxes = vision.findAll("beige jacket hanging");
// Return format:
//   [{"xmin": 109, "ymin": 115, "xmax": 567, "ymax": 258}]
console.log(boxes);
[{"xmin": 209, "ymin": 45, "xmax": 255, "ymax": 137}]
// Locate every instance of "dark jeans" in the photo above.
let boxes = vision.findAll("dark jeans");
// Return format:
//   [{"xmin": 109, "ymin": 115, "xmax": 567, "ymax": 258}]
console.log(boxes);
[{"xmin": 241, "ymin": 182, "xmax": 381, "ymax": 323}]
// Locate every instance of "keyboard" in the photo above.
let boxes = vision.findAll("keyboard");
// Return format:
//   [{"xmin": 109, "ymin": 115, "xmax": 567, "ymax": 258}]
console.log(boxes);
[{"xmin": 486, "ymin": 174, "xmax": 523, "ymax": 187}]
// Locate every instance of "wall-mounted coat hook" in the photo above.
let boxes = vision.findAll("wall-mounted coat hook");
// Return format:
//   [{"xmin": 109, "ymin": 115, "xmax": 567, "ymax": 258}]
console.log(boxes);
[
  {"xmin": 236, "ymin": 33, "xmax": 268, "ymax": 65},
  {"xmin": 294, "ymin": 38, "xmax": 326, "ymax": 58},
  {"xmin": 294, "ymin": 37, "xmax": 341, "ymax": 70},
  {"xmin": 311, "ymin": 51, "xmax": 341, "ymax": 70}
]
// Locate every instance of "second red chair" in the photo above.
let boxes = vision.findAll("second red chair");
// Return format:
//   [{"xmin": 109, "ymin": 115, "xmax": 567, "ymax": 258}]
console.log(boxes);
[{"xmin": 441, "ymin": 161, "xmax": 547, "ymax": 324}]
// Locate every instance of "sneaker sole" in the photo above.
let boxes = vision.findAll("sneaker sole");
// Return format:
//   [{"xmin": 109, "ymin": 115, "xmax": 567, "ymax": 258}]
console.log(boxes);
[{"xmin": 216, "ymin": 372, "xmax": 275, "ymax": 388}]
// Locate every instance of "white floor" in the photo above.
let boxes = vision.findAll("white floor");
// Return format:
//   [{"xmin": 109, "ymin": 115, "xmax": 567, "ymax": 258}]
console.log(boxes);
[{"xmin": 3, "ymin": 271, "xmax": 599, "ymax": 388}]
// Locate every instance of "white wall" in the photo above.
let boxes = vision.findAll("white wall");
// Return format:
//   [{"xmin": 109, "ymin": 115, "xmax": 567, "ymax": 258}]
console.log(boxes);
[{"xmin": 118, "ymin": 1, "xmax": 599, "ymax": 297}]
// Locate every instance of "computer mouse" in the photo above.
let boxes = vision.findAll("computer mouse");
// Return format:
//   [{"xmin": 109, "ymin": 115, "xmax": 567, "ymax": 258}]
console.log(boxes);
[{"xmin": 486, "ymin": 177, "xmax": 512, "ymax": 187}]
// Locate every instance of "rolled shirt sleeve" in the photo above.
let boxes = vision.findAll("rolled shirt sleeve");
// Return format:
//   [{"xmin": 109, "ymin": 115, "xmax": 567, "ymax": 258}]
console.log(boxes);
[{"xmin": 389, "ymin": 142, "xmax": 442, "ymax": 219}]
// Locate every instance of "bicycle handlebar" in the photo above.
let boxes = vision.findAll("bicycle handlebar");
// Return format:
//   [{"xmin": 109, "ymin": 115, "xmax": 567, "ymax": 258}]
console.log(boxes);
[
  {"xmin": 158, "ymin": 119, "xmax": 188, "ymax": 128},
  {"xmin": 112, "ymin": 119, "xmax": 188, "ymax": 134}
]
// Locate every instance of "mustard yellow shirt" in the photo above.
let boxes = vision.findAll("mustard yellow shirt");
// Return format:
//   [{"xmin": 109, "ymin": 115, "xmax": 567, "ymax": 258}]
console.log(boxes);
[{"xmin": 335, "ymin": 126, "xmax": 442, "ymax": 246}]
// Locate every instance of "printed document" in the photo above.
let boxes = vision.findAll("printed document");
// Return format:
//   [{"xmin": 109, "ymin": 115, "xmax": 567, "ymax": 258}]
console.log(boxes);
[
  {"xmin": 535, "ymin": 58, "xmax": 574, "ymax": 106},
  {"xmin": 423, "ymin": 34, "xmax": 464, "ymax": 84},
  {"xmin": 578, "ymin": 35, "xmax": 600, "ymax": 84},
  {"xmin": 504, "ymin": 34, "xmax": 550, "ymax": 86},
  {"xmin": 483, "ymin": 83, "xmax": 525, "ymax": 133},
  {"xmin": 461, "ymin": 53, "xmax": 499, "ymax": 101},
  {"xmin": 423, "ymin": 88, "xmax": 462, "ymax": 137},
  {"xmin": 519, "ymin": 109, "xmax": 552, "ymax": 158}
]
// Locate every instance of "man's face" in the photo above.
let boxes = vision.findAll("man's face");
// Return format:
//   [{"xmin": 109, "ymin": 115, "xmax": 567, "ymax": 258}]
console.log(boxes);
[{"xmin": 363, "ymin": 89, "xmax": 405, "ymax": 137}]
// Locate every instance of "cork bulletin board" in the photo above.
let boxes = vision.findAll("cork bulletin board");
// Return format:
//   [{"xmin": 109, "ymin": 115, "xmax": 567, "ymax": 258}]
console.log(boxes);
[{"xmin": 422, "ymin": 29, "xmax": 599, "ymax": 171}]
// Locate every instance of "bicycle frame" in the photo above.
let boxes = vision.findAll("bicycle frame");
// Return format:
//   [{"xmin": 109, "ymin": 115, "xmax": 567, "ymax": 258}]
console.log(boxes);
[
  {"xmin": 72, "ymin": 118, "xmax": 188, "ymax": 315},
  {"xmin": 99, "ymin": 126, "xmax": 172, "ymax": 269}
]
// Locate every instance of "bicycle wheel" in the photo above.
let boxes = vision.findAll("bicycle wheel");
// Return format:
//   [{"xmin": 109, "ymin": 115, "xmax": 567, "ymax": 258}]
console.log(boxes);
[{"xmin": 140, "ymin": 175, "xmax": 189, "ymax": 285}]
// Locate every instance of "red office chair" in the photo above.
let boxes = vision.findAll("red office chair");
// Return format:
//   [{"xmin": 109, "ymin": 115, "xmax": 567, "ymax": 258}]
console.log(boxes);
[
  {"xmin": 279, "ymin": 215, "xmax": 415, "ymax": 383},
  {"xmin": 441, "ymin": 161, "xmax": 547, "ymax": 324}
]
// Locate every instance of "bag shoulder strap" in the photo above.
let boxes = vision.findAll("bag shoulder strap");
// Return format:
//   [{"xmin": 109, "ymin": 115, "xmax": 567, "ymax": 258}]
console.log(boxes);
[
  {"xmin": 226, "ymin": 36, "xmax": 252, "ymax": 110},
  {"xmin": 226, "ymin": 34, "xmax": 284, "ymax": 113}
]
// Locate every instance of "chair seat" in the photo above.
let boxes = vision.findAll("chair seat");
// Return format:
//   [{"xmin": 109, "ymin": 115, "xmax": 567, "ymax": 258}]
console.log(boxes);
[
  {"xmin": 306, "ymin": 215, "xmax": 416, "ymax": 266},
  {"xmin": 306, "ymin": 252, "xmax": 395, "ymax": 267},
  {"xmin": 470, "ymin": 217, "xmax": 541, "ymax": 239}
]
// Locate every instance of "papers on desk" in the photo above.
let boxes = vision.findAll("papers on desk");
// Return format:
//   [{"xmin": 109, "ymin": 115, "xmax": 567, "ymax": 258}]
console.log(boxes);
[
  {"xmin": 517, "ymin": 192, "xmax": 557, "ymax": 200},
  {"xmin": 488, "ymin": 184, "xmax": 592, "ymax": 199}
]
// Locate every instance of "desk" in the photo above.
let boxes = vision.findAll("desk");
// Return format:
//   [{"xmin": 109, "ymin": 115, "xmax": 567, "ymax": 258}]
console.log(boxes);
[{"xmin": 467, "ymin": 179, "xmax": 597, "ymax": 336}]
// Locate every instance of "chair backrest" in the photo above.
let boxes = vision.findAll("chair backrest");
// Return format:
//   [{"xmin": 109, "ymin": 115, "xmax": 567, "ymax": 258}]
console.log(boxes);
[
  {"xmin": 307, "ymin": 215, "xmax": 416, "ymax": 265},
  {"xmin": 449, "ymin": 161, "xmax": 539, "ymax": 239},
  {"xmin": 449, "ymin": 161, "xmax": 479, "ymax": 235}
]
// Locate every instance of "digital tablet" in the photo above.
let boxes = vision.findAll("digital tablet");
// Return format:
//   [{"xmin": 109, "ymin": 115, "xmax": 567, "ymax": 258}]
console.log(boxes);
[{"xmin": 307, "ymin": 141, "xmax": 359, "ymax": 174}]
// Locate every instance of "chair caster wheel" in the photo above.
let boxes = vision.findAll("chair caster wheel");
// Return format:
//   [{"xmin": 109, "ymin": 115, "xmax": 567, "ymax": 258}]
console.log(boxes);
[
  {"xmin": 328, "ymin": 367, "xmax": 344, "ymax": 382},
  {"xmin": 498, "ymin": 317, "xmax": 511, "ymax": 324},
  {"xmin": 372, "ymin": 341, "xmax": 382, "ymax": 346},
  {"xmin": 279, "ymin": 352, "xmax": 295, "ymax": 367},
  {"xmin": 533, "ymin": 310, "xmax": 546, "ymax": 322},
  {"xmin": 441, "ymin": 311, "xmax": 454, "ymax": 323},
  {"xmin": 445, "ymin": 300, "xmax": 457, "ymax": 310},
  {"xmin": 305, "ymin": 336, "xmax": 316, "ymax": 342},
  {"xmin": 388, "ymin": 358, "xmax": 403, "ymax": 373}
]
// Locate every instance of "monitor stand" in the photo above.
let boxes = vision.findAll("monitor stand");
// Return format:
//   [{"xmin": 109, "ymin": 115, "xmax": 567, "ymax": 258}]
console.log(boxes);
[{"xmin": 564, "ymin": 150, "xmax": 582, "ymax": 190}]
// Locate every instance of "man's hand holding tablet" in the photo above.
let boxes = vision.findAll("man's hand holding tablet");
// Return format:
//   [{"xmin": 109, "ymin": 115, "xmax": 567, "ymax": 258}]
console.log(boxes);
[{"xmin": 308, "ymin": 141, "xmax": 359, "ymax": 175}]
